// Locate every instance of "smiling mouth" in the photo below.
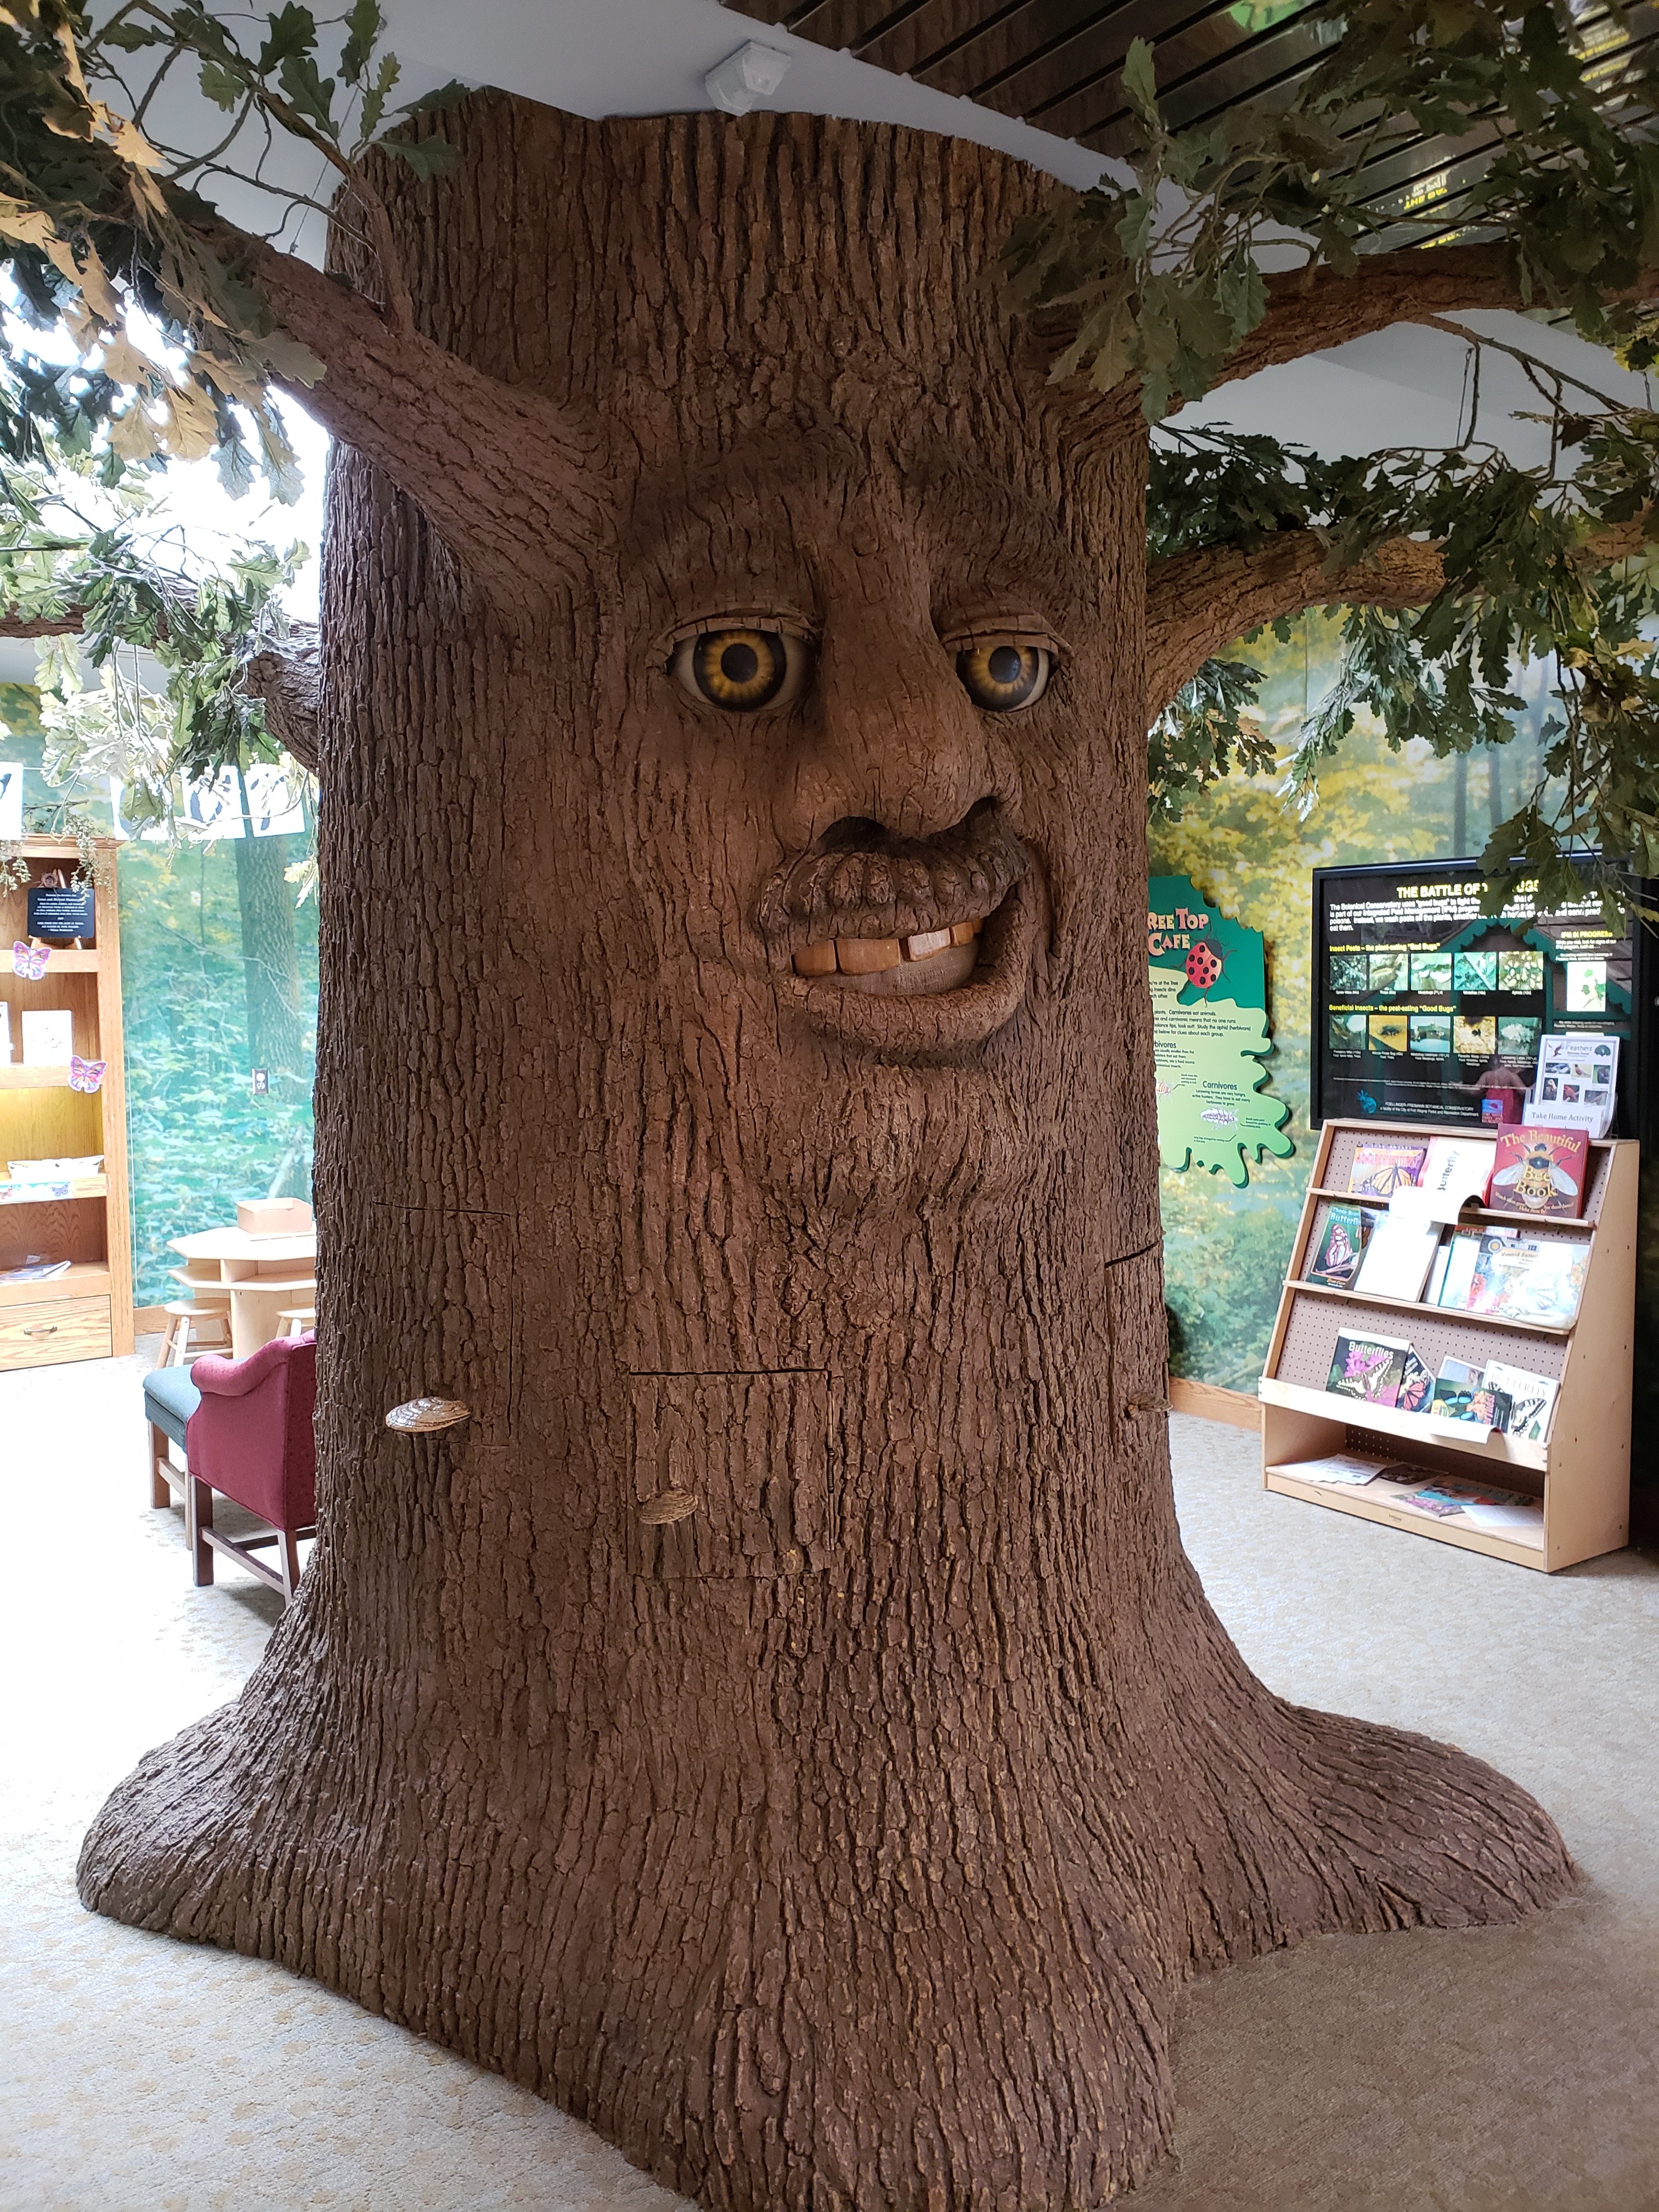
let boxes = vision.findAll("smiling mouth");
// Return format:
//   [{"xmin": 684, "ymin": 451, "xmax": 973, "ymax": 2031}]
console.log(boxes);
[
  {"xmin": 760, "ymin": 805, "xmax": 1041, "ymax": 1051},
  {"xmin": 792, "ymin": 915, "xmax": 983, "ymax": 994}
]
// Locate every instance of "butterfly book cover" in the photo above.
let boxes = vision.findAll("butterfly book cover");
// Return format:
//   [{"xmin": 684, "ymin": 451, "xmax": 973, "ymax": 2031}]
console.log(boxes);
[
  {"xmin": 1305, "ymin": 1203, "xmax": 1375, "ymax": 1289},
  {"xmin": 1326, "ymin": 1332, "xmax": 1412, "ymax": 1406},
  {"xmin": 1348, "ymin": 1143, "xmax": 1426, "ymax": 1199},
  {"xmin": 1466, "ymin": 1236, "xmax": 1589, "ymax": 1325},
  {"xmin": 1488, "ymin": 1127, "xmax": 1589, "ymax": 1218}
]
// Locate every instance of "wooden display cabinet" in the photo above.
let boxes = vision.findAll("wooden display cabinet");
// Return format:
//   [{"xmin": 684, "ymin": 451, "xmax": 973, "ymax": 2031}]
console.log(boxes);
[
  {"xmin": 1259, "ymin": 1118, "xmax": 1636, "ymax": 1573},
  {"xmin": 0, "ymin": 838, "xmax": 133, "ymax": 1368}
]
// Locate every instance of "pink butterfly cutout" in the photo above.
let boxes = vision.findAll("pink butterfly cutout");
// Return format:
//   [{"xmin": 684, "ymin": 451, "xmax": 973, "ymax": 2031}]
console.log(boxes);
[
  {"xmin": 69, "ymin": 1054, "xmax": 105, "ymax": 1093},
  {"xmin": 12, "ymin": 940, "xmax": 48, "ymax": 980}
]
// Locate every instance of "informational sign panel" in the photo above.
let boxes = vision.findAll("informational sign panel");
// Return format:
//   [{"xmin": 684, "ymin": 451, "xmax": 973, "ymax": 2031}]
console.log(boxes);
[
  {"xmin": 1149, "ymin": 873, "xmax": 1293, "ymax": 1187},
  {"xmin": 1312, "ymin": 857, "xmax": 1655, "ymax": 1138}
]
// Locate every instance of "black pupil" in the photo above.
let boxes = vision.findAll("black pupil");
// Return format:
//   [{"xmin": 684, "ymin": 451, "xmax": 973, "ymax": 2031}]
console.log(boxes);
[
  {"xmin": 721, "ymin": 641, "xmax": 760, "ymax": 684},
  {"xmin": 989, "ymin": 645, "xmax": 1024, "ymax": 685}
]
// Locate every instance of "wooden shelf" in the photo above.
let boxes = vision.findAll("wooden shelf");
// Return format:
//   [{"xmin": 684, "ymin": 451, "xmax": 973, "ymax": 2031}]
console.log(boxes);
[
  {"xmin": 0, "ymin": 838, "xmax": 132, "ymax": 1363},
  {"xmin": 0, "ymin": 1175, "xmax": 106, "ymax": 1204},
  {"xmin": 1283, "ymin": 1275, "xmax": 1576, "ymax": 1338},
  {"xmin": 13, "ymin": 946, "xmax": 103, "ymax": 973},
  {"xmin": 1261, "ymin": 1118, "xmax": 1635, "ymax": 1574},
  {"xmin": 1264, "ymin": 1467, "xmax": 1546, "ymax": 1568},
  {"xmin": 1306, "ymin": 1182, "xmax": 1596, "ymax": 1233},
  {"xmin": 1259, "ymin": 1374, "xmax": 1549, "ymax": 1472},
  {"xmin": 0, "ymin": 1260, "xmax": 110, "ymax": 1309},
  {"xmin": 0, "ymin": 1065, "xmax": 80, "ymax": 1090}
]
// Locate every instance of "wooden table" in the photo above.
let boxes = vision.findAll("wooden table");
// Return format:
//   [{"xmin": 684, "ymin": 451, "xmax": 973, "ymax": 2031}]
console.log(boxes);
[{"xmin": 168, "ymin": 1226, "xmax": 317, "ymax": 1359}]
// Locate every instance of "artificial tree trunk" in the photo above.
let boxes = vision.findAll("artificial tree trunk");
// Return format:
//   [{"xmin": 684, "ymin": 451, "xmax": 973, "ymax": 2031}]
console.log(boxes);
[{"xmin": 80, "ymin": 99, "xmax": 1573, "ymax": 2208}]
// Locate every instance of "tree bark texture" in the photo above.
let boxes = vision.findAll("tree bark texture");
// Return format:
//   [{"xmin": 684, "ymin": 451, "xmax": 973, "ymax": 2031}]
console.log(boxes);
[{"xmin": 79, "ymin": 100, "xmax": 1575, "ymax": 2209}]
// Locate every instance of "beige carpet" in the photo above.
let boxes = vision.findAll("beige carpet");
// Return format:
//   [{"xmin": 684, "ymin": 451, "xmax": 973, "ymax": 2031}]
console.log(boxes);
[{"xmin": 1, "ymin": 1362, "xmax": 1654, "ymax": 2212}]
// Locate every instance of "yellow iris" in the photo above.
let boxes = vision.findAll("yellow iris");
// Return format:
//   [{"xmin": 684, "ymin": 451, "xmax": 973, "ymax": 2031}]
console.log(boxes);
[
  {"xmin": 956, "ymin": 640, "xmax": 1051, "ymax": 712},
  {"xmin": 679, "ymin": 628, "xmax": 791, "ymax": 711}
]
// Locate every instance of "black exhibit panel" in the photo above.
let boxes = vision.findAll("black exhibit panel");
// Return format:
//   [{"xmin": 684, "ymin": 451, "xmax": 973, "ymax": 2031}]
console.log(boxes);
[{"xmin": 1312, "ymin": 858, "xmax": 1656, "ymax": 1141}]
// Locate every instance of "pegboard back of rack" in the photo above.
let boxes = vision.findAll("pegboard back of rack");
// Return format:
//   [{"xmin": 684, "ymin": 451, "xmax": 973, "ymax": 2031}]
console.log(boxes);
[
  {"xmin": 1318, "ymin": 1122, "xmax": 1612, "ymax": 1224},
  {"xmin": 1274, "ymin": 1292, "xmax": 1572, "ymax": 1395}
]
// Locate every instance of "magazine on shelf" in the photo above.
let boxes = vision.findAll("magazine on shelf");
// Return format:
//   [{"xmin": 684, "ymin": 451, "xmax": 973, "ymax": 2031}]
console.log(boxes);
[{"xmin": 1488, "ymin": 1127, "xmax": 1589, "ymax": 1219}]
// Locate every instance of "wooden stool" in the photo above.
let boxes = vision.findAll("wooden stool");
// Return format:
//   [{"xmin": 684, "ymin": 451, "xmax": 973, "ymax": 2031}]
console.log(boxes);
[
  {"xmin": 278, "ymin": 1307, "xmax": 315, "ymax": 1340},
  {"xmin": 160, "ymin": 1300, "xmax": 232, "ymax": 1367}
]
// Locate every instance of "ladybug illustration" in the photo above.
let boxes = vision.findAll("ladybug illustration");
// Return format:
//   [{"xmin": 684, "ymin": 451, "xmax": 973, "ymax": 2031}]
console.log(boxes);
[{"xmin": 1184, "ymin": 939, "xmax": 1224, "ymax": 991}]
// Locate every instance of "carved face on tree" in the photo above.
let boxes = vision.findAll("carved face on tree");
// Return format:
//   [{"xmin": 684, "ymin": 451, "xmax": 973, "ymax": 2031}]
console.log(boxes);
[{"xmin": 600, "ymin": 418, "xmax": 1146, "ymax": 1218}]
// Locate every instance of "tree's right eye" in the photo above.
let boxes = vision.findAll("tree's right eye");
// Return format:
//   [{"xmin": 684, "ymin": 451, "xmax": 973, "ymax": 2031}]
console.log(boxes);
[{"xmin": 670, "ymin": 626, "xmax": 811, "ymax": 712}]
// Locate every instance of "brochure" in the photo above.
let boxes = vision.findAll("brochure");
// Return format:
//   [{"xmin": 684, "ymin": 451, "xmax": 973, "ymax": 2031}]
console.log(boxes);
[
  {"xmin": 1417, "ymin": 1135, "xmax": 1498, "ymax": 1215},
  {"xmin": 1352, "ymin": 1206, "xmax": 1442, "ymax": 1303},
  {"xmin": 1269, "ymin": 1451, "xmax": 1390, "ymax": 1487},
  {"xmin": 1527, "ymin": 1032, "xmax": 1618, "ymax": 1139}
]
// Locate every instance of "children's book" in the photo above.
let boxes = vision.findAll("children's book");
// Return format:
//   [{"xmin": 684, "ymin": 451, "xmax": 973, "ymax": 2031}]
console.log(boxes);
[
  {"xmin": 1480, "ymin": 1360, "xmax": 1560, "ymax": 1442},
  {"xmin": 1326, "ymin": 1332, "xmax": 1412, "ymax": 1406},
  {"xmin": 1305, "ymin": 1202, "xmax": 1373, "ymax": 1290},
  {"xmin": 1348, "ymin": 1143, "xmax": 1426, "ymax": 1199},
  {"xmin": 1395, "ymin": 1347, "xmax": 1434, "ymax": 1415},
  {"xmin": 1428, "ymin": 1358, "xmax": 1510, "ymax": 1430},
  {"xmin": 1466, "ymin": 1236, "xmax": 1589, "ymax": 1325},
  {"xmin": 1434, "ymin": 1228, "xmax": 1489, "ymax": 1309},
  {"xmin": 1487, "ymin": 1127, "xmax": 1589, "ymax": 1218},
  {"xmin": 1424, "ymin": 1237, "xmax": 1454, "ymax": 1307}
]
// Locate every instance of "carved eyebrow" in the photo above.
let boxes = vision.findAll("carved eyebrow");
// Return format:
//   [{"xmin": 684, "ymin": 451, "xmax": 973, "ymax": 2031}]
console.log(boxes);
[
  {"xmin": 625, "ymin": 429, "xmax": 868, "ymax": 566},
  {"xmin": 900, "ymin": 445, "xmax": 1085, "ymax": 611}
]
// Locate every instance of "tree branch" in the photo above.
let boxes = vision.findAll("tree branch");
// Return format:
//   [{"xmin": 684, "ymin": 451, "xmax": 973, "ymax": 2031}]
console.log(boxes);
[
  {"xmin": 226, "ymin": 234, "xmax": 615, "ymax": 616},
  {"xmin": 1146, "ymin": 532, "xmax": 1443, "ymax": 718},
  {"xmin": 245, "ymin": 624, "xmax": 320, "ymax": 771},
  {"xmin": 0, "ymin": 609, "xmax": 83, "ymax": 636},
  {"xmin": 1145, "ymin": 512, "xmax": 1657, "ymax": 719},
  {"xmin": 1220, "ymin": 241, "xmax": 1656, "ymax": 388}
]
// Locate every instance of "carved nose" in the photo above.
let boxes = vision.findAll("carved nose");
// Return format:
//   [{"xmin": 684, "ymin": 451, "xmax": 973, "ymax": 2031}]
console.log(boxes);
[{"xmin": 776, "ymin": 624, "xmax": 1002, "ymax": 851}]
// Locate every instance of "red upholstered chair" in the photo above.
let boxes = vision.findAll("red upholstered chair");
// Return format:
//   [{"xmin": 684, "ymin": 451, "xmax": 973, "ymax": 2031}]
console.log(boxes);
[{"xmin": 184, "ymin": 1333, "xmax": 317, "ymax": 1604}]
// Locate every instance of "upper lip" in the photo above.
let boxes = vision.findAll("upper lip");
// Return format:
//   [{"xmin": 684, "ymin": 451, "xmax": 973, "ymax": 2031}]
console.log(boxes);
[{"xmin": 757, "ymin": 803, "xmax": 1030, "ymax": 959}]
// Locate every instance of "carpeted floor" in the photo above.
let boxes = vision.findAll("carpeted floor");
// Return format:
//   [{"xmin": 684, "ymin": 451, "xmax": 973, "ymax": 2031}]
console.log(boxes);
[{"xmin": 1, "ymin": 1359, "xmax": 1655, "ymax": 2212}]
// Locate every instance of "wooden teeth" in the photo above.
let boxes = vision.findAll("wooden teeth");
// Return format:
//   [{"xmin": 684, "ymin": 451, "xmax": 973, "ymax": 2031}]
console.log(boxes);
[{"xmin": 793, "ymin": 916, "xmax": 982, "ymax": 978}]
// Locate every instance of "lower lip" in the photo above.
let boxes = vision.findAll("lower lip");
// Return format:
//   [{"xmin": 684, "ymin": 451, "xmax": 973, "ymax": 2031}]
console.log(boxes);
[{"xmin": 770, "ymin": 882, "xmax": 1039, "ymax": 1053}]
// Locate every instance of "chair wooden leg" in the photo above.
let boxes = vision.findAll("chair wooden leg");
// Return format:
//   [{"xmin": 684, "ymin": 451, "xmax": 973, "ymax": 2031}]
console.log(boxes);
[
  {"xmin": 167, "ymin": 1313, "xmax": 190, "ymax": 1367},
  {"xmin": 278, "ymin": 1529, "xmax": 302, "ymax": 1602},
  {"xmin": 187, "ymin": 1475, "xmax": 215, "ymax": 1585},
  {"xmin": 149, "ymin": 1423, "xmax": 173, "ymax": 1509}
]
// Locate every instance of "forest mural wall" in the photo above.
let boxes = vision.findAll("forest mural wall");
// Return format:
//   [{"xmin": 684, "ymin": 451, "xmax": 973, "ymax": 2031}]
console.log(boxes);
[
  {"xmin": 1151, "ymin": 613, "xmax": 1658, "ymax": 1494},
  {"xmin": 1, "ymin": 681, "xmax": 317, "ymax": 1307}
]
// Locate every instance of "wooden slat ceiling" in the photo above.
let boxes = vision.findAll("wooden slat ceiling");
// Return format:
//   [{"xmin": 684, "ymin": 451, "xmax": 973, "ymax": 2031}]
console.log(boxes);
[{"xmin": 729, "ymin": 0, "xmax": 1657, "ymax": 243}]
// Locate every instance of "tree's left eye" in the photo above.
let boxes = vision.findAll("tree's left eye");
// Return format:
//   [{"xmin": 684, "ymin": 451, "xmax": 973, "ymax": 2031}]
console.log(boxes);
[
  {"xmin": 670, "ymin": 626, "xmax": 810, "ymax": 712},
  {"xmin": 956, "ymin": 640, "xmax": 1051, "ymax": 712}
]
